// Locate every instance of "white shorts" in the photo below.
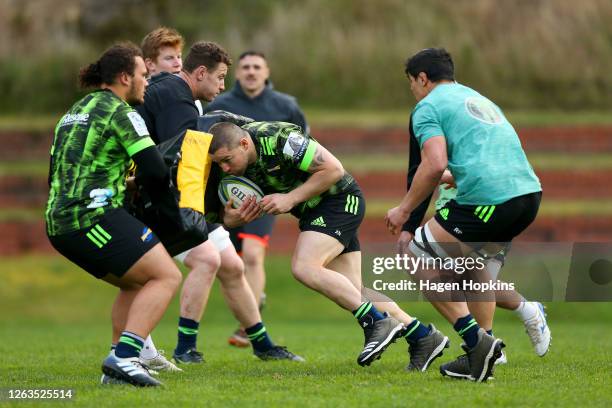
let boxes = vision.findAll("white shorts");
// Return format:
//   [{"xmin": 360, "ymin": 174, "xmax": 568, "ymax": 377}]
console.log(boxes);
[{"xmin": 174, "ymin": 225, "xmax": 233, "ymax": 264}]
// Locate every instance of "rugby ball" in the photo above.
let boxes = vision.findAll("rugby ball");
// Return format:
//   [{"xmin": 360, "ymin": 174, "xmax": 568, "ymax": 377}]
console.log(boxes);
[{"xmin": 218, "ymin": 176, "xmax": 264, "ymax": 208}]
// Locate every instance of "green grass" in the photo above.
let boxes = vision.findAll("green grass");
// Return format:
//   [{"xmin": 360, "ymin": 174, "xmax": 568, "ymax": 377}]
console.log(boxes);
[{"xmin": 1, "ymin": 255, "xmax": 611, "ymax": 407}]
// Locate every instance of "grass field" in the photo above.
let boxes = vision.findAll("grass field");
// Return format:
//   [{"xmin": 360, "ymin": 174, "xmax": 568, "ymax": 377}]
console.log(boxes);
[{"xmin": 1, "ymin": 255, "xmax": 611, "ymax": 407}]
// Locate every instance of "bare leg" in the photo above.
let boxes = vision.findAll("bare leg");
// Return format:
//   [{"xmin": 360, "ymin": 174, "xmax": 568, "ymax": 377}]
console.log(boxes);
[
  {"xmin": 180, "ymin": 240, "xmax": 221, "ymax": 321},
  {"xmin": 103, "ymin": 243, "xmax": 182, "ymax": 339},
  {"xmin": 291, "ymin": 231, "xmax": 364, "ymax": 310},
  {"xmin": 241, "ymin": 238, "xmax": 267, "ymax": 306},
  {"xmin": 216, "ymin": 243, "xmax": 261, "ymax": 328},
  {"xmin": 326, "ymin": 252, "xmax": 415, "ymax": 325},
  {"xmin": 110, "ymin": 286, "xmax": 140, "ymax": 344}
]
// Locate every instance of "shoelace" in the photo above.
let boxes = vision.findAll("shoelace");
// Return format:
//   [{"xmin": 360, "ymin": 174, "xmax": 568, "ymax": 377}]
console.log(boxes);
[
  {"xmin": 132, "ymin": 359, "xmax": 153, "ymax": 375},
  {"xmin": 524, "ymin": 316, "xmax": 543, "ymax": 345}
]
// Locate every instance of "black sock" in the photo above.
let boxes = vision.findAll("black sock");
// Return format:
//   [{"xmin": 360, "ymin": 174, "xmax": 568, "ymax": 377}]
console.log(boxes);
[
  {"xmin": 352, "ymin": 302, "xmax": 385, "ymax": 329},
  {"xmin": 115, "ymin": 331, "xmax": 144, "ymax": 358},
  {"xmin": 403, "ymin": 319, "xmax": 431, "ymax": 344},
  {"xmin": 176, "ymin": 317, "xmax": 199, "ymax": 355},
  {"xmin": 453, "ymin": 314, "xmax": 480, "ymax": 348},
  {"xmin": 245, "ymin": 322, "xmax": 274, "ymax": 352}
]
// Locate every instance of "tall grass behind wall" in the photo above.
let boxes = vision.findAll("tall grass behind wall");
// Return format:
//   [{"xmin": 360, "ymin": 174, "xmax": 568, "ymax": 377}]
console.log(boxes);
[{"xmin": 0, "ymin": 0, "xmax": 610, "ymax": 114}]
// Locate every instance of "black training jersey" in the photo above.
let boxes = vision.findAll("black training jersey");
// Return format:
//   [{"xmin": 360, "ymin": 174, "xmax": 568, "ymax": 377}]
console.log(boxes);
[
  {"xmin": 136, "ymin": 72, "xmax": 198, "ymax": 144},
  {"xmin": 45, "ymin": 90, "xmax": 155, "ymax": 235},
  {"xmin": 242, "ymin": 121, "xmax": 354, "ymax": 217}
]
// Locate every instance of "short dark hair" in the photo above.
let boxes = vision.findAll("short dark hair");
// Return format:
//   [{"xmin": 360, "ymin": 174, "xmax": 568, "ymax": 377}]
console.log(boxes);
[
  {"xmin": 78, "ymin": 42, "xmax": 142, "ymax": 88},
  {"xmin": 183, "ymin": 41, "xmax": 232, "ymax": 73},
  {"xmin": 405, "ymin": 48, "xmax": 455, "ymax": 82},
  {"xmin": 209, "ymin": 122, "xmax": 245, "ymax": 153},
  {"xmin": 238, "ymin": 50, "xmax": 266, "ymax": 61}
]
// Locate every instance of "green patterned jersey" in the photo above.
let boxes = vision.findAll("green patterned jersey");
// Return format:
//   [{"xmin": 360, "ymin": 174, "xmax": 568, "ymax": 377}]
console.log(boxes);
[
  {"xmin": 242, "ymin": 121, "xmax": 355, "ymax": 216},
  {"xmin": 45, "ymin": 89, "xmax": 155, "ymax": 235}
]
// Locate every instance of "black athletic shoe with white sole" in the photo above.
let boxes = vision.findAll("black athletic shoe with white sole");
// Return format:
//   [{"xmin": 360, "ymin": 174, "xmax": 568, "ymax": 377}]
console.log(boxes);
[
  {"xmin": 172, "ymin": 348, "xmax": 204, "ymax": 364},
  {"xmin": 101, "ymin": 354, "xmax": 162, "ymax": 387},
  {"xmin": 254, "ymin": 346, "xmax": 305, "ymax": 362},
  {"xmin": 406, "ymin": 324, "xmax": 450, "ymax": 372},
  {"xmin": 440, "ymin": 330, "xmax": 504, "ymax": 382},
  {"xmin": 357, "ymin": 315, "xmax": 404, "ymax": 367},
  {"xmin": 440, "ymin": 345, "xmax": 472, "ymax": 379},
  {"xmin": 467, "ymin": 329, "xmax": 504, "ymax": 382}
]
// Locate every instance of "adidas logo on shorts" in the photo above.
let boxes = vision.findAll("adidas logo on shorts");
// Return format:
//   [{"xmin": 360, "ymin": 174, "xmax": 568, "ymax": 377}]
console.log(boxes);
[{"xmin": 311, "ymin": 216, "xmax": 327, "ymax": 227}]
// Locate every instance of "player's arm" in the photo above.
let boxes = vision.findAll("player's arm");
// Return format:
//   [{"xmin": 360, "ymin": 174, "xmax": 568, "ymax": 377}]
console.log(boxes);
[
  {"xmin": 260, "ymin": 143, "xmax": 343, "ymax": 215},
  {"xmin": 386, "ymin": 136, "xmax": 447, "ymax": 234},
  {"xmin": 132, "ymin": 146, "xmax": 168, "ymax": 193}
]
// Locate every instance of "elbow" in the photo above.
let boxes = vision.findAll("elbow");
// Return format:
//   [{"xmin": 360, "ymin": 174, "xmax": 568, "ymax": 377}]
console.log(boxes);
[
  {"xmin": 331, "ymin": 163, "xmax": 344, "ymax": 183},
  {"xmin": 429, "ymin": 158, "xmax": 447, "ymax": 178}
]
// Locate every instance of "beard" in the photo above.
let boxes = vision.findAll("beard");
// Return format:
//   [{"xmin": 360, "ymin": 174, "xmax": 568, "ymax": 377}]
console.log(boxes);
[{"xmin": 125, "ymin": 82, "xmax": 144, "ymax": 106}]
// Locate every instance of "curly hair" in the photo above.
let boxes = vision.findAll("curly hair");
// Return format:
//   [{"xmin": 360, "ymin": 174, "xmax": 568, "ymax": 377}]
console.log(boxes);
[{"xmin": 78, "ymin": 42, "xmax": 142, "ymax": 88}]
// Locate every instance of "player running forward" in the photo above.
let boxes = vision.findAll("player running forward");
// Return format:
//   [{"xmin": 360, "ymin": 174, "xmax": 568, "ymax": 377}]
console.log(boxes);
[
  {"xmin": 204, "ymin": 50, "xmax": 310, "ymax": 348},
  {"xmin": 386, "ymin": 48, "xmax": 542, "ymax": 382},
  {"xmin": 45, "ymin": 43, "xmax": 180, "ymax": 387},
  {"xmin": 209, "ymin": 121, "xmax": 450, "ymax": 368}
]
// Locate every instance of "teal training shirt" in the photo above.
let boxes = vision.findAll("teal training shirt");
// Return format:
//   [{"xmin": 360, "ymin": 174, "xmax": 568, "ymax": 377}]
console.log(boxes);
[{"xmin": 412, "ymin": 83, "xmax": 541, "ymax": 205}]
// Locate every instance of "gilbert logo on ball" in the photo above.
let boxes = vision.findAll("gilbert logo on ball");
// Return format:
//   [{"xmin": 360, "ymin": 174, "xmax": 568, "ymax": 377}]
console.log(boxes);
[{"xmin": 218, "ymin": 176, "xmax": 264, "ymax": 208}]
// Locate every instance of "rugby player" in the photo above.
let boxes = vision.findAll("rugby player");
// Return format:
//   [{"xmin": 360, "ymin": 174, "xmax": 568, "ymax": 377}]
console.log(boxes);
[
  {"xmin": 386, "ymin": 48, "xmax": 543, "ymax": 382},
  {"xmin": 400, "ymin": 139, "xmax": 551, "ymax": 362},
  {"xmin": 204, "ymin": 50, "xmax": 308, "ymax": 347},
  {"xmin": 45, "ymin": 43, "xmax": 179, "ymax": 386},
  {"xmin": 136, "ymin": 41, "xmax": 302, "ymax": 363},
  {"xmin": 209, "ymin": 121, "xmax": 451, "ymax": 369}
]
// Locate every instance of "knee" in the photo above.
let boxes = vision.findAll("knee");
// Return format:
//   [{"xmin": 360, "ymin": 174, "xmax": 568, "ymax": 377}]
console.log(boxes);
[
  {"xmin": 217, "ymin": 252, "xmax": 245, "ymax": 284},
  {"xmin": 166, "ymin": 267, "xmax": 183, "ymax": 292},
  {"xmin": 184, "ymin": 244, "xmax": 222, "ymax": 278},
  {"xmin": 291, "ymin": 258, "xmax": 317, "ymax": 286},
  {"xmin": 242, "ymin": 246, "xmax": 265, "ymax": 270}
]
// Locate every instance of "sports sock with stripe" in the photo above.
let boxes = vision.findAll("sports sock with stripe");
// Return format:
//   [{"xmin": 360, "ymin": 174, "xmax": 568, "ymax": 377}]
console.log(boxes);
[
  {"xmin": 176, "ymin": 317, "xmax": 199, "ymax": 355},
  {"xmin": 245, "ymin": 322, "xmax": 274, "ymax": 352},
  {"xmin": 353, "ymin": 302, "xmax": 385, "ymax": 329},
  {"xmin": 403, "ymin": 319, "xmax": 431, "ymax": 344},
  {"xmin": 115, "ymin": 331, "xmax": 144, "ymax": 358},
  {"xmin": 453, "ymin": 314, "xmax": 480, "ymax": 348}
]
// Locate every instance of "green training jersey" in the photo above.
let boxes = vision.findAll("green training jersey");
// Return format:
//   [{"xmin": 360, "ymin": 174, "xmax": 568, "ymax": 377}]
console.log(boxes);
[
  {"xmin": 45, "ymin": 89, "xmax": 155, "ymax": 235},
  {"xmin": 241, "ymin": 121, "xmax": 355, "ymax": 216}
]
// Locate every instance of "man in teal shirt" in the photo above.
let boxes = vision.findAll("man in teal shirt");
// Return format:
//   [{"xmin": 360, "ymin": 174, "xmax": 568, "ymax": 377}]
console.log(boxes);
[{"xmin": 386, "ymin": 48, "xmax": 542, "ymax": 382}]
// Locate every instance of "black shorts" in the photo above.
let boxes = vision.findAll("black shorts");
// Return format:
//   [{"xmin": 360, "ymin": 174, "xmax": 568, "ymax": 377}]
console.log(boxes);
[
  {"xmin": 229, "ymin": 214, "xmax": 275, "ymax": 252},
  {"xmin": 47, "ymin": 208, "xmax": 160, "ymax": 279},
  {"xmin": 434, "ymin": 191, "xmax": 542, "ymax": 246},
  {"xmin": 298, "ymin": 186, "xmax": 365, "ymax": 253}
]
